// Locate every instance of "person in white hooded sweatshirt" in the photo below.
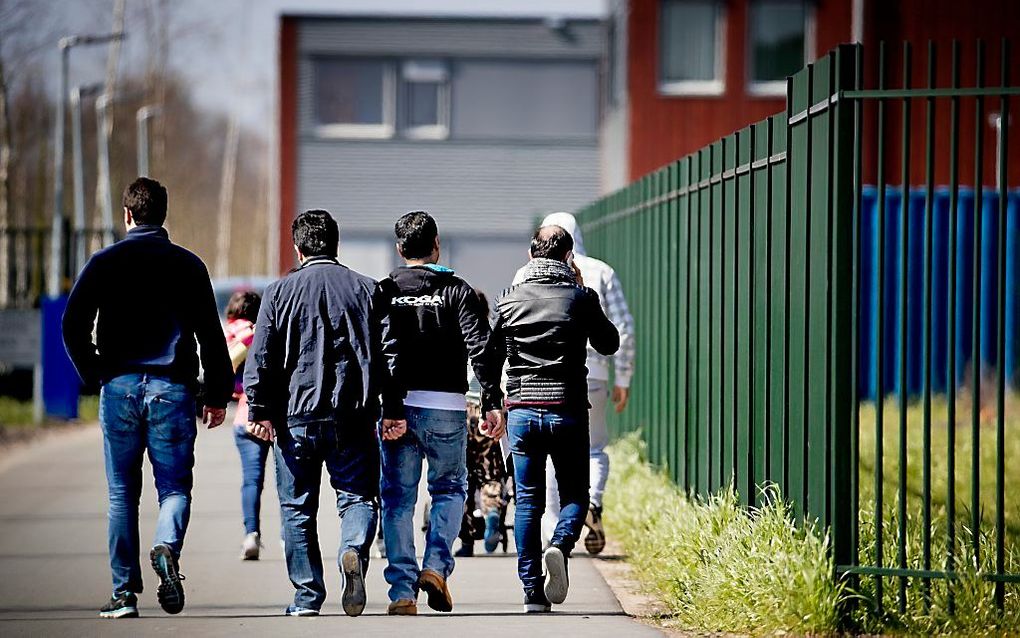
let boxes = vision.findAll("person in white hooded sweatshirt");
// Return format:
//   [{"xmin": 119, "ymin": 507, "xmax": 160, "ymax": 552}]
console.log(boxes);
[{"xmin": 511, "ymin": 212, "xmax": 635, "ymax": 554}]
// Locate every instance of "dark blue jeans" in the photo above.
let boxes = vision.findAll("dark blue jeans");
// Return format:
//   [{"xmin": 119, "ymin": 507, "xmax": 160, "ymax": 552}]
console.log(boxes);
[
  {"xmin": 99, "ymin": 374, "xmax": 197, "ymax": 596},
  {"xmin": 507, "ymin": 406, "xmax": 589, "ymax": 592},
  {"xmin": 380, "ymin": 406, "xmax": 468, "ymax": 601},
  {"xmin": 274, "ymin": 420, "xmax": 380, "ymax": 610},
  {"xmin": 233, "ymin": 425, "xmax": 271, "ymax": 535}
]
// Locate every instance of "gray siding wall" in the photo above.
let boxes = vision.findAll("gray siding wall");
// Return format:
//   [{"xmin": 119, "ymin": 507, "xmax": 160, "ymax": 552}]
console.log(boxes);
[
  {"xmin": 294, "ymin": 17, "xmax": 602, "ymax": 237},
  {"xmin": 297, "ymin": 17, "xmax": 604, "ymax": 59}
]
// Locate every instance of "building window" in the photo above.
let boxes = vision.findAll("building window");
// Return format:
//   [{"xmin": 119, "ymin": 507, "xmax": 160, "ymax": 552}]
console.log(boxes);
[
  {"xmin": 747, "ymin": 0, "xmax": 812, "ymax": 95},
  {"xmin": 401, "ymin": 60, "xmax": 449, "ymax": 139},
  {"xmin": 313, "ymin": 58, "xmax": 395, "ymax": 138},
  {"xmin": 658, "ymin": 0, "xmax": 725, "ymax": 96}
]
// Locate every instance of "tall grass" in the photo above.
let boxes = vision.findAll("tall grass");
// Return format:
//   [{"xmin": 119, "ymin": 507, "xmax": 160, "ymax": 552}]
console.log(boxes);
[
  {"xmin": 0, "ymin": 396, "xmax": 98, "ymax": 428},
  {"xmin": 607, "ymin": 391, "xmax": 1019, "ymax": 634},
  {"xmin": 852, "ymin": 393, "xmax": 1020, "ymax": 634},
  {"xmin": 604, "ymin": 432, "xmax": 842, "ymax": 634}
]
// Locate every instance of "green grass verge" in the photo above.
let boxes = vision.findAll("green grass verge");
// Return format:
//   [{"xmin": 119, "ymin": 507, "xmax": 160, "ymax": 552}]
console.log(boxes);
[
  {"xmin": 604, "ymin": 432, "xmax": 843, "ymax": 634},
  {"xmin": 0, "ymin": 396, "xmax": 98, "ymax": 428},
  {"xmin": 606, "ymin": 392, "xmax": 1020, "ymax": 635}
]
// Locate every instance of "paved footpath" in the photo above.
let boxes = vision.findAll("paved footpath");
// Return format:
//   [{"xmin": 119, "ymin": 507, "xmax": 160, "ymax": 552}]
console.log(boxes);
[{"xmin": 0, "ymin": 422, "xmax": 662, "ymax": 637}]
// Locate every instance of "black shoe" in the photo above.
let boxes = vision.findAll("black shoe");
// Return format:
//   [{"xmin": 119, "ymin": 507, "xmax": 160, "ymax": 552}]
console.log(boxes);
[
  {"xmin": 340, "ymin": 549, "xmax": 366, "ymax": 617},
  {"xmin": 524, "ymin": 587, "xmax": 552, "ymax": 613},
  {"xmin": 99, "ymin": 592, "xmax": 138, "ymax": 619},
  {"xmin": 150, "ymin": 544, "xmax": 186, "ymax": 615},
  {"xmin": 543, "ymin": 545, "xmax": 569, "ymax": 604},
  {"xmin": 584, "ymin": 503, "xmax": 606, "ymax": 555},
  {"xmin": 455, "ymin": 541, "xmax": 475, "ymax": 557}
]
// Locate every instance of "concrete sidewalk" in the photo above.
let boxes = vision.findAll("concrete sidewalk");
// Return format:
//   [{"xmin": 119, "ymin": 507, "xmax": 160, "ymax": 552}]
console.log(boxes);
[{"xmin": 0, "ymin": 422, "xmax": 662, "ymax": 637}]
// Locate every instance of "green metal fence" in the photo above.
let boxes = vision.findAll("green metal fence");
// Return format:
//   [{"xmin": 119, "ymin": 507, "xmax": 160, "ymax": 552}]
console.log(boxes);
[{"xmin": 576, "ymin": 41, "xmax": 1017, "ymax": 615}]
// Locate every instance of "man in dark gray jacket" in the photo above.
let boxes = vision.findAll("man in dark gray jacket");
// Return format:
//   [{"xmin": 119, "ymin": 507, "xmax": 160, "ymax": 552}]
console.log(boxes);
[
  {"xmin": 482, "ymin": 225, "xmax": 619, "ymax": 613},
  {"xmin": 244, "ymin": 209, "xmax": 403, "ymax": 618}
]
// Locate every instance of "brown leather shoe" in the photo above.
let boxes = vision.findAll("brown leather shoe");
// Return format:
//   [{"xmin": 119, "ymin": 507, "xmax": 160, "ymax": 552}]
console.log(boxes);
[
  {"xmin": 387, "ymin": 599, "xmax": 417, "ymax": 615},
  {"xmin": 417, "ymin": 569, "xmax": 453, "ymax": 612}
]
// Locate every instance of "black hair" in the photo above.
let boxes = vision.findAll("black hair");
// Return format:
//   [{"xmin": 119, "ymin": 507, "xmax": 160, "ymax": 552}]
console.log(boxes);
[
  {"xmin": 529, "ymin": 225, "xmax": 574, "ymax": 262},
  {"xmin": 394, "ymin": 210, "xmax": 438, "ymax": 260},
  {"xmin": 122, "ymin": 177, "xmax": 168, "ymax": 226},
  {"xmin": 226, "ymin": 290, "xmax": 261, "ymax": 322},
  {"xmin": 292, "ymin": 209, "xmax": 339, "ymax": 258}
]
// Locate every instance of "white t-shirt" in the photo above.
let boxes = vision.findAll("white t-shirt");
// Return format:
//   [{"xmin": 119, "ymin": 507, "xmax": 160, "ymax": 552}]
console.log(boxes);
[{"xmin": 404, "ymin": 390, "xmax": 467, "ymax": 412}]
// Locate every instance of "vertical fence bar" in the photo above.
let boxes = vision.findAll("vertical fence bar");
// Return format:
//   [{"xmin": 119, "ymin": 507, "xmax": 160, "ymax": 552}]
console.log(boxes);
[
  {"xmin": 784, "ymin": 79, "xmax": 794, "ymax": 497},
  {"xmin": 764, "ymin": 117, "xmax": 774, "ymax": 485},
  {"xmin": 970, "ymin": 39, "xmax": 984, "ymax": 568},
  {"xmin": 801, "ymin": 63, "xmax": 814, "ymax": 514},
  {"xmin": 921, "ymin": 40, "xmax": 936, "ymax": 611},
  {"xmin": 874, "ymin": 41, "xmax": 888, "ymax": 613},
  {"xmin": 851, "ymin": 42, "xmax": 864, "ymax": 583},
  {"xmin": 993, "ymin": 38, "xmax": 1009, "ymax": 612},
  {"xmin": 946, "ymin": 40, "xmax": 960, "ymax": 616},
  {"xmin": 897, "ymin": 41, "xmax": 912, "ymax": 616},
  {"xmin": 747, "ymin": 126, "xmax": 757, "ymax": 505},
  {"xmin": 731, "ymin": 132, "xmax": 740, "ymax": 489},
  {"xmin": 685, "ymin": 156, "xmax": 695, "ymax": 492}
]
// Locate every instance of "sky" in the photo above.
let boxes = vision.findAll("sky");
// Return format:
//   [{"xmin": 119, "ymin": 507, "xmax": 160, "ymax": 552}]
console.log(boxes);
[{"xmin": 14, "ymin": 0, "xmax": 607, "ymax": 131}]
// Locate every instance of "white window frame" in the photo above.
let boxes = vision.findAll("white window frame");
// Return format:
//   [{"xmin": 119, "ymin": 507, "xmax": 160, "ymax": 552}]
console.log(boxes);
[
  {"xmin": 314, "ymin": 60, "xmax": 396, "ymax": 140},
  {"xmin": 746, "ymin": 0, "xmax": 816, "ymax": 97},
  {"xmin": 657, "ymin": 0, "xmax": 727, "ymax": 97},
  {"xmin": 401, "ymin": 60, "xmax": 451, "ymax": 141}
]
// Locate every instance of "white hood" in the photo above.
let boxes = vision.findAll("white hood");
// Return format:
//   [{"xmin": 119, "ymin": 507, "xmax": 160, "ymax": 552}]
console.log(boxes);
[{"xmin": 540, "ymin": 212, "xmax": 586, "ymax": 256}]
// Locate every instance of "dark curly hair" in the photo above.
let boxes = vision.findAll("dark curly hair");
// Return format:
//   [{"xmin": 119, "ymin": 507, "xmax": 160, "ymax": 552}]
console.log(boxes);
[
  {"xmin": 292, "ymin": 209, "xmax": 339, "ymax": 258},
  {"xmin": 225, "ymin": 290, "xmax": 261, "ymax": 322}
]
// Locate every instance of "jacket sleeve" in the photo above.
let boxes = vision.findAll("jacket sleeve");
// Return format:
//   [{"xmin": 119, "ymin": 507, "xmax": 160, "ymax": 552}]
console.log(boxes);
[
  {"xmin": 584, "ymin": 287, "xmax": 620, "ymax": 357},
  {"xmin": 244, "ymin": 284, "xmax": 280, "ymax": 423},
  {"xmin": 372, "ymin": 279, "xmax": 405, "ymax": 420},
  {"xmin": 61, "ymin": 255, "xmax": 102, "ymax": 389},
  {"xmin": 455, "ymin": 283, "xmax": 501, "ymax": 408},
  {"xmin": 603, "ymin": 268, "xmax": 635, "ymax": 388},
  {"xmin": 479, "ymin": 312, "xmax": 507, "ymax": 413},
  {"xmin": 193, "ymin": 262, "xmax": 234, "ymax": 408}
]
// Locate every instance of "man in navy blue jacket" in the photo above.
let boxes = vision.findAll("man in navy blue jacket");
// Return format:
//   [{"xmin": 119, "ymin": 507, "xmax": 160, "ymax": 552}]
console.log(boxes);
[
  {"xmin": 62, "ymin": 177, "xmax": 233, "ymax": 620},
  {"xmin": 244, "ymin": 209, "xmax": 403, "ymax": 618}
]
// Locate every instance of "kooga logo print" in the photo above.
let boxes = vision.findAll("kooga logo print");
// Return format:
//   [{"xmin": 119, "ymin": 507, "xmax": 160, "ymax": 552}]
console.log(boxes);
[{"xmin": 394, "ymin": 295, "xmax": 444, "ymax": 307}]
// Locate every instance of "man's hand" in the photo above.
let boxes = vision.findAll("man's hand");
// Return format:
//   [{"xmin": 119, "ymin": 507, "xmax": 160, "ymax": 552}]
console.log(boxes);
[
  {"xmin": 203, "ymin": 406, "xmax": 227, "ymax": 429},
  {"xmin": 480, "ymin": 409, "xmax": 506, "ymax": 439},
  {"xmin": 381, "ymin": 418, "xmax": 407, "ymax": 441},
  {"xmin": 612, "ymin": 386, "xmax": 630, "ymax": 414},
  {"xmin": 246, "ymin": 420, "xmax": 275, "ymax": 442}
]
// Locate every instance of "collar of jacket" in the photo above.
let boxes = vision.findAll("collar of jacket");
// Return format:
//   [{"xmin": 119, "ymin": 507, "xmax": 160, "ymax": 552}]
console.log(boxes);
[
  {"xmin": 124, "ymin": 225, "xmax": 170, "ymax": 242},
  {"xmin": 518, "ymin": 258, "xmax": 576, "ymax": 285},
  {"xmin": 299, "ymin": 256, "xmax": 339, "ymax": 269}
]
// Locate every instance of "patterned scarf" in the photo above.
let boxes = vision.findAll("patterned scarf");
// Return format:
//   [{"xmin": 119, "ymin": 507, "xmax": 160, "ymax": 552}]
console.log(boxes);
[{"xmin": 517, "ymin": 258, "xmax": 577, "ymax": 286}]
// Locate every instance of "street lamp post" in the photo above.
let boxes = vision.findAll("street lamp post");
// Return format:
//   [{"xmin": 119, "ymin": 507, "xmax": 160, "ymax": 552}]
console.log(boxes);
[
  {"xmin": 47, "ymin": 32, "xmax": 125, "ymax": 298},
  {"xmin": 136, "ymin": 105, "xmax": 162, "ymax": 177},
  {"xmin": 70, "ymin": 83, "xmax": 102, "ymax": 275}
]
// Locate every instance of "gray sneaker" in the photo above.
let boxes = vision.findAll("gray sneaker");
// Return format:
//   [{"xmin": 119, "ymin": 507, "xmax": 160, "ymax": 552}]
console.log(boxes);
[
  {"xmin": 543, "ymin": 546, "xmax": 569, "ymax": 604},
  {"xmin": 242, "ymin": 532, "xmax": 261, "ymax": 560}
]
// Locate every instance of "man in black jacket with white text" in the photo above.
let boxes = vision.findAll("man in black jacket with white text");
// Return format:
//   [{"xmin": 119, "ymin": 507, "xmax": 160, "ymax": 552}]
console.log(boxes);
[{"xmin": 377, "ymin": 211, "xmax": 503, "ymax": 616}]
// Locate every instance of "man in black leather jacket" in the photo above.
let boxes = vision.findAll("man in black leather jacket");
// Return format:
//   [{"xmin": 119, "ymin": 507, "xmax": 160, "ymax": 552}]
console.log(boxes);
[{"xmin": 481, "ymin": 225, "xmax": 619, "ymax": 612}]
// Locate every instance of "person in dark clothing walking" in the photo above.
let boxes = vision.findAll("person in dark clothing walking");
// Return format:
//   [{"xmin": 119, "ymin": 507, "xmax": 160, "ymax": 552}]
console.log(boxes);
[
  {"xmin": 481, "ymin": 225, "xmax": 619, "ymax": 613},
  {"xmin": 62, "ymin": 177, "xmax": 234, "ymax": 619},
  {"xmin": 243, "ymin": 209, "xmax": 403, "ymax": 618},
  {"xmin": 378, "ymin": 211, "xmax": 503, "ymax": 615}
]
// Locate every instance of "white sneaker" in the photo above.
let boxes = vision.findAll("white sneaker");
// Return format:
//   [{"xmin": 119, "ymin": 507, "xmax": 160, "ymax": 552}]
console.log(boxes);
[
  {"xmin": 242, "ymin": 532, "xmax": 261, "ymax": 560},
  {"xmin": 543, "ymin": 546, "xmax": 569, "ymax": 604}
]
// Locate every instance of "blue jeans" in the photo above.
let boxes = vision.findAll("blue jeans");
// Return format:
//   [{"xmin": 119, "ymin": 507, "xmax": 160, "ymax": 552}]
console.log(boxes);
[
  {"xmin": 274, "ymin": 420, "xmax": 379, "ymax": 610},
  {"xmin": 234, "ymin": 425, "xmax": 271, "ymax": 535},
  {"xmin": 380, "ymin": 406, "xmax": 467, "ymax": 602},
  {"xmin": 99, "ymin": 374, "xmax": 197, "ymax": 596},
  {"xmin": 507, "ymin": 406, "xmax": 589, "ymax": 592}
]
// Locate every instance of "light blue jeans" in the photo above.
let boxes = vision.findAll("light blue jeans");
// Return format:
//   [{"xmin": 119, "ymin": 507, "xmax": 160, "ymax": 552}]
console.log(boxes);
[
  {"xmin": 380, "ymin": 406, "xmax": 468, "ymax": 602},
  {"xmin": 99, "ymin": 373, "xmax": 197, "ymax": 596}
]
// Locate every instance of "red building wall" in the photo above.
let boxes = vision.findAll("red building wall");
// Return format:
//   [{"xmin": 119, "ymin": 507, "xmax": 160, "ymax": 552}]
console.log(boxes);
[
  {"xmin": 279, "ymin": 17, "xmax": 298, "ymax": 275},
  {"xmin": 626, "ymin": 0, "xmax": 852, "ymax": 180},
  {"xmin": 626, "ymin": 0, "xmax": 1019, "ymax": 187}
]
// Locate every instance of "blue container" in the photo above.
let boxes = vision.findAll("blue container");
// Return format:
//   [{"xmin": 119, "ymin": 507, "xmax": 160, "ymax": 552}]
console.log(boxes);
[
  {"xmin": 41, "ymin": 295, "xmax": 80, "ymax": 420},
  {"xmin": 857, "ymin": 186, "xmax": 1019, "ymax": 401}
]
